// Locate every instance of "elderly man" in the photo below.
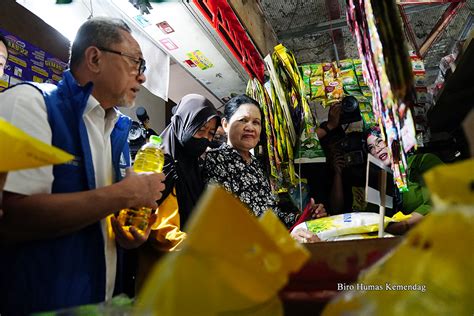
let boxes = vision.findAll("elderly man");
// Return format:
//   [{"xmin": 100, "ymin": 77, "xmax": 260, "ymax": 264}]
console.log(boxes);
[{"xmin": 0, "ymin": 17, "xmax": 165, "ymax": 314}]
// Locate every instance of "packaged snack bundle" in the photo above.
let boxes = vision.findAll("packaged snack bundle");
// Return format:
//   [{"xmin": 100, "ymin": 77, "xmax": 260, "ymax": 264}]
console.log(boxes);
[
  {"xmin": 310, "ymin": 63, "xmax": 323, "ymax": 77},
  {"xmin": 353, "ymin": 59, "xmax": 363, "ymax": 76},
  {"xmin": 325, "ymin": 79, "xmax": 344, "ymax": 105},
  {"xmin": 293, "ymin": 212, "xmax": 410, "ymax": 241},
  {"xmin": 323, "ymin": 63, "xmax": 336, "ymax": 86},
  {"xmin": 309, "ymin": 76, "xmax": 325, "ymax": 99},
  {"xmin": 340, "ymin": 68, "xmax": 358, "ymax": 87},
  {"xmin": 361, "ymin": 86, "xmax": 372, "ymax": 97},
  {"xmin": 339, "ymin": 59, "xmax": 354, "ymax": 70}
]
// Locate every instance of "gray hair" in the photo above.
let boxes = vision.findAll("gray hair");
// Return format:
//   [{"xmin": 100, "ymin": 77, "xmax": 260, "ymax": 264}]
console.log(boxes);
[{"xmin": 69, "ymin": 17, "xmax": 132, "ymax": 69}]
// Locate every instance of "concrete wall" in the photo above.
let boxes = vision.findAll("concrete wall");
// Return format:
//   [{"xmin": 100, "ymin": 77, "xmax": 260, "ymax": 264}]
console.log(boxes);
[{"xmin": 120, "ymin": 87, "xmax": 167, "ymax": 134}]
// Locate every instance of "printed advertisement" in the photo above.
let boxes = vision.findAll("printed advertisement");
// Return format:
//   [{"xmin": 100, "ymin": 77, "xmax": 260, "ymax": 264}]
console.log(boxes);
[{"xmin": 0, "ymin": 28, "xmax": 67, "ymax": 91}]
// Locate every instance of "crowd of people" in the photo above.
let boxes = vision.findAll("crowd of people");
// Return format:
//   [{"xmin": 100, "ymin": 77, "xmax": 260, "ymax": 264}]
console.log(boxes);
[{"xmin": 0, "ymin": 17, "xmax": 444, "ymax": 315}]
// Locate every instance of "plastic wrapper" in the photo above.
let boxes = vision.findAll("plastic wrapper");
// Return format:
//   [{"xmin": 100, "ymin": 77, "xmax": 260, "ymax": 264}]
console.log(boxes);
[
  {"xmin": 273, "ymin": 44, "xmax": 325, "ymax": 165},
  {"xmin": 327, "ymin": 232, "xmax": 395, "ymax": 242},
  {"xmin": 361, "ymin": 112, "xmax": 377, "ymax": 127},
  {"xmin": 323, "ymin": 63, "xmax": 336, "ymax": 86},
  {"xmin": 325, "ymin": 79, "xmax": 343, "ymax": 105},
  {"xmin": 0, "ymin": 118, "xmax": 73, "ymax": 172},
  {"xmin": 423, "ymin": 159, "xmax": 474, "ymax": 206},
  {"xmin": 311, "ymin": 63, "xmax": 323, "ymax": 77},
  {"xmin": 136, "ymin": 185, "xmax": 310, "ymax": 316},
  {"xmin": 292, "ymin": 212, "xmax": 410, "ymax": 241},
  {"xmin": 301, "ymin": 64, "xmax": 312, "ymax": 78},
  {"xmin": 247, "ymin": 79, "xmax": 280, "ymax": 182},
  {"xmin": 354, "ymin": 59, "xmax": 363, "ymax": 76},
  {"xmin": 339, "ymin": 59, "xmax": 354, "ymax": 70},
  {"xmin": 340, "ymin": 68, "xmax": 358, "ymax": 87},
  {"xmin": 309, "ymin": 76, "xmax": 325, "ymax": 99},
  {"xmin": 361, "ymin": 86, "xmax": 372, "ymax": 97},
  {"xmin": 358, "ymin": 102, "xmax": 372, "ymax": 113}
]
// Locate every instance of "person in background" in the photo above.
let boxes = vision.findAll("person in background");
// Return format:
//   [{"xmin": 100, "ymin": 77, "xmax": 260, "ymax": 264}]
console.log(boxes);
[
  {"xmin": 366, "ymin": 127, "xmax": 444, "ymax": 234},
  {"xmin": 208, "ymin": 125, "xmax": 227, "ymax": 149},
  {"xmin": 203, "ymin": 94, "xmax": 327, "ymax": 243},
  {"xmin": 0, "ymin": 17, "xmax": 165, "ymax": 315},
  {"xmin": 136, "ymin": 106, "xmax": 158, "ymax": 140},
  {"xmin": 136, "ymin": 93, "xmax": 219, "ymax": 290},
  {"xmin": 0, "ymin": 34, "xmax": 8, "ymax": 77}
]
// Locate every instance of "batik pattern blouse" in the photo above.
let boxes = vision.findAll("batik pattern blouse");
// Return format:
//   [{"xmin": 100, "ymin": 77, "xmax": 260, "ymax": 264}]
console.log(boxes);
[{"xmin": 203, "ymin": 144, "xmax": 297, "ymax": 227}]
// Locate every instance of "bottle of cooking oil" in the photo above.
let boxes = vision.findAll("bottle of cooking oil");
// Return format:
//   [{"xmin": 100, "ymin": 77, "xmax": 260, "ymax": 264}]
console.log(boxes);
[{"xmin": 117, "ymin": 135, "xmax": 164, "ymax": 234}]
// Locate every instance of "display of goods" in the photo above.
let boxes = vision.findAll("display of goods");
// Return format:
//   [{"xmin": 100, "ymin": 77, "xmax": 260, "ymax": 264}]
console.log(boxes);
[{"xmin": 346, "ymin": 0, "xmax": 418, "ymax": 191}]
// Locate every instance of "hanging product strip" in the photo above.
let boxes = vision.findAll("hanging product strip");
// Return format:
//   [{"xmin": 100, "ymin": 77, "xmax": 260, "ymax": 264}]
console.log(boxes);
[
  {"xmin": 246, "ymin": 79, "xmax": 279, "ymax": 186},
  {"xmin": 346, "ymin": 0, "xmax": 417, "ymax": 191},
  {"xmin": 246, "ymin": 77, "xmax": 296, "ymax": 192},
  {"xmin": 272, "ymin": 44, "xmax": 325, "ymax": 164}
]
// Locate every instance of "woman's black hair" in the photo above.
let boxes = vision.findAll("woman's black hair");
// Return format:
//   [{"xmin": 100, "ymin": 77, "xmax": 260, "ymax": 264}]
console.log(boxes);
[{"xmin": 223, "ymin": 94, "xmax": 261, "ymax": 121}]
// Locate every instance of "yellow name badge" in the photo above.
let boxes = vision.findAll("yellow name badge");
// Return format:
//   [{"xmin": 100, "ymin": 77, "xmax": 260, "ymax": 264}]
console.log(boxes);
[{"xmin": 0, "ymin": 118, "xmax": 73, "ymax": 172}]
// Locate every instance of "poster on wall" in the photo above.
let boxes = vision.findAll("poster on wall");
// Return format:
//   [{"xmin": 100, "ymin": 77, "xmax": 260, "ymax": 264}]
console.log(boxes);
[{"xmin": 0, "ymin": 28, "xmax": 68, "ymax": 91}]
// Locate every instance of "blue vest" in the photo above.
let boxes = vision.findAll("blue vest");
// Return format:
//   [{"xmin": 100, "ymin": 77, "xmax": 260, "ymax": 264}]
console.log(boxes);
[{"xmin": 0, "ymin": 71, "xmax": 131, "ymax": 315}]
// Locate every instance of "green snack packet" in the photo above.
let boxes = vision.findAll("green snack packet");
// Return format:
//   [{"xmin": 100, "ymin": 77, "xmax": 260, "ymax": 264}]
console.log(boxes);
[
  {"xmin": 339, "ymin": 59, "xmax": 354, "ymax": 70},
  {"xmin": 311, "ymin": 63, "xmax": 323, "ymax": 77},
  {"xmin": 361, "ymin": 86, "xmax": 372, "ymax": 97},
  {"xmin": 359, "ymin": 102, "xmax": 372, "ymax": 113}
]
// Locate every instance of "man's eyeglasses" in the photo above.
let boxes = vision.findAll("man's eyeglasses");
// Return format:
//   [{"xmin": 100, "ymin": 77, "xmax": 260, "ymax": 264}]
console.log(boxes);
[{"xmin": 97, "ymin": 47, "xmax": 146, "ymax": 75}]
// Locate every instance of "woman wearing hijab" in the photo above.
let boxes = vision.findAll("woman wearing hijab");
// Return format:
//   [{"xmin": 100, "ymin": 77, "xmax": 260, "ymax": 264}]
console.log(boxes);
[{"xmin": 136, "ymin": 94, "xmax": 219, "ymax": 290}]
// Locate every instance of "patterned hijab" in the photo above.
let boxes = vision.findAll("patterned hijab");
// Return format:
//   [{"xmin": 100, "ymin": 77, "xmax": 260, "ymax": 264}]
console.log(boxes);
[{"xmin": 159, "ymin": 94, "xmax": 219, "ymax": 227}]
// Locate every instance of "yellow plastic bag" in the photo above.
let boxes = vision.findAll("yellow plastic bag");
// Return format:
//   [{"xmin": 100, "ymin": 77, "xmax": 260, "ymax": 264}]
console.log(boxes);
[
  {"xmin": 423, "ymin": 159, "xmax": 474, "ymax": 206},
  {"xmin": 136, "ymin": 185, "xmax": 310, "ymax": 316},
  {"xmin": 322, "ymin": 207, "xmax": 474, "ymax": 315},
  {"xmin": 0, "ymin": 118, "xmax": 73, "ymax": 172},
  {"xmin": 294, "ymin": 212, "xmax": 410, "ymax": 241}
]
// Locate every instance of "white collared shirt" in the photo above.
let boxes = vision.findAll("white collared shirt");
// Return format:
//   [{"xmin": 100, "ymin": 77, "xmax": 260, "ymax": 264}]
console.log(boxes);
[{"xmin": 0, "ymin": 84, "xmax": 118, "ymax": 301}]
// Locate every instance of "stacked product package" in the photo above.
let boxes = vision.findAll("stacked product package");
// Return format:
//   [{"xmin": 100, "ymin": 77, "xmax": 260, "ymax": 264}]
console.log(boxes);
[
  {"xmin": 346, "ymin": 0, "xmax": 418, "ymax": 191},
  {"xmin": 300, "ymin": 58, "xmax": 377, "ymax": 129}
]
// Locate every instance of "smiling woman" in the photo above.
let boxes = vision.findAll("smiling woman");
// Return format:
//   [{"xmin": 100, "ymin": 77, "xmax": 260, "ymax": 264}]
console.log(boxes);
[{"xmin": 364, "ymin": 127, "xmax": 444, "ymax": 234}]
